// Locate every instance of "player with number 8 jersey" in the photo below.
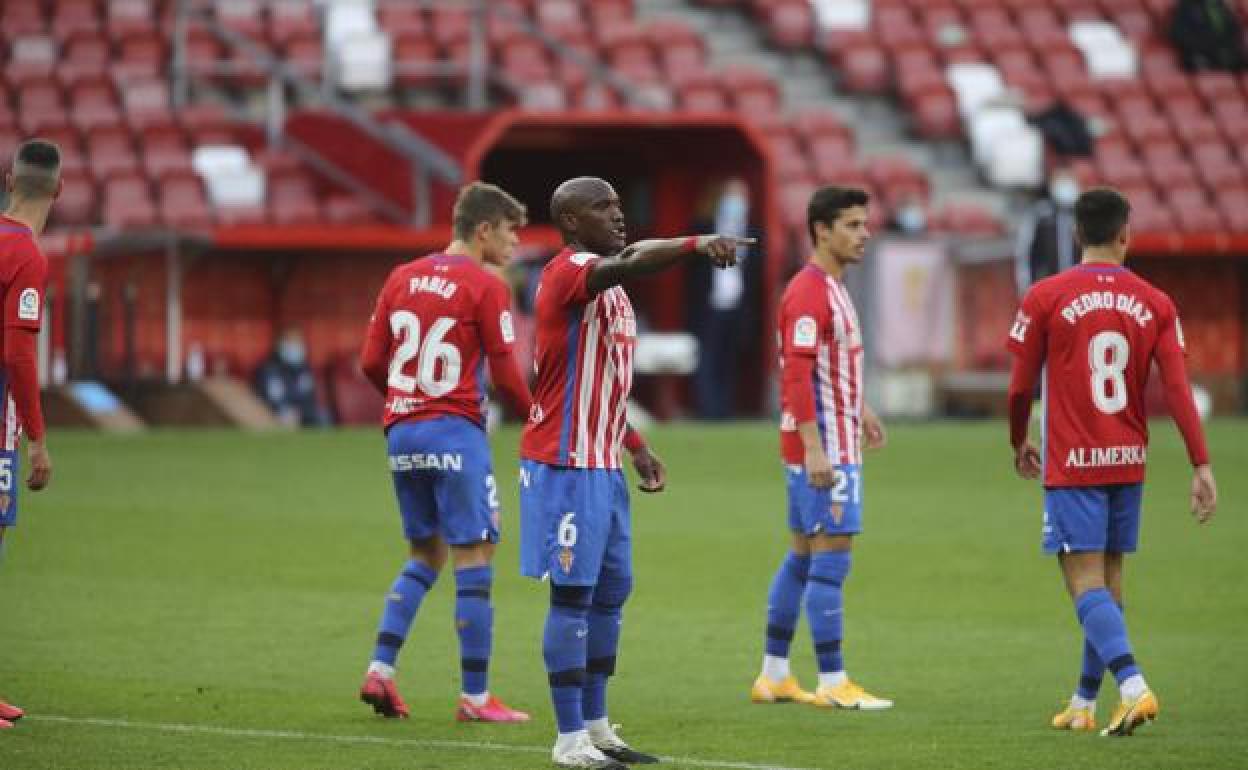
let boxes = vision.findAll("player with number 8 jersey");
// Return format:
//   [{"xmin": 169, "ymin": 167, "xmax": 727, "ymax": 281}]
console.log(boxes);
[
  {"xmin": 356, "ymin": 182, "xmax": 534, "ymax": 725},
  {"xmin": 1007, "ymin": 187, "xmax": 1215, "ymax": 738}
]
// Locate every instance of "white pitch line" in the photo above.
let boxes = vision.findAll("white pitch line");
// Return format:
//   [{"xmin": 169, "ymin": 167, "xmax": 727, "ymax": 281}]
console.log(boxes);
[{"xmin": 27, "ymin": 714, "xmax": 820, "ymax": 770}]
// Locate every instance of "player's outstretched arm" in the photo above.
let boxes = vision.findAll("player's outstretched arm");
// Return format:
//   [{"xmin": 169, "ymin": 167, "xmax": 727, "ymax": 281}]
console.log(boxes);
[{"xmin": 586, "ymin": 235, "xmax": 754, "ymax": 293}]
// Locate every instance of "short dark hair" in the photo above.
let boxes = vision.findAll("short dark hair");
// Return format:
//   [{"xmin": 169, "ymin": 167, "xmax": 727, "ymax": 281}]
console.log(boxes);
[
  {"xmin": 807, "ymin": 186, "xmax": 869, "ymax": 243},
  {"xmin": 1074, "ymin": 187, "xmax": 1130, "ymax": 247},
  {"xmin": 10, "ymin": 139, "xmax": 61, "ymax": 199},
  {"xmin": 452, "ymin": 181, "xmax": 526, "ymax": 241}
]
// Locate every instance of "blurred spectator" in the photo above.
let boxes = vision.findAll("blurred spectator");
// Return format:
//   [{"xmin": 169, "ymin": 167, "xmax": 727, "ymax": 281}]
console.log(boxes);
[
  {"xmin": 888, "ymin": 193, "xmax": 928, "ymax": 236},
  {"xmin": 1169, "ymin": 0, "xmax": 1246, "ymax": 72},
  {"xmin": 1029, "ymin": 101, "xmax": 1094, "ymax": 158},
  {"xmin": 254, "ymin": 326, "xmax": 330, "ymax": 427},
  {"xmin": 687, "ymin": 177, "xmax": 762, "ymax": 419},
  {"xmin": 1014, "ymin": 167, "xmax": 1080, "ymax": 291}
]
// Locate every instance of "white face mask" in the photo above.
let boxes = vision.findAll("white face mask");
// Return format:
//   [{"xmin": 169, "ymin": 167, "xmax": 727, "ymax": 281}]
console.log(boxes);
[
  {"xmin": 1050, "ymin": 178, "xmax": 1079, "ymax": 207},
  {"xmin": 897, "ymin": 204, "xmax": 926, "ymax": 233}
]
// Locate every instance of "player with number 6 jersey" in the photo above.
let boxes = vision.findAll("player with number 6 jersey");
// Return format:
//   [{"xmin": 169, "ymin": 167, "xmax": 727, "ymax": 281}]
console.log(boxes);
[
  {"xmin": 356, "ymin": 182, "xmax": 533, "ymax": 725},
  {"xmin": 1007, "ymin": 187, "xmax": 1216, "ymax": 738}
]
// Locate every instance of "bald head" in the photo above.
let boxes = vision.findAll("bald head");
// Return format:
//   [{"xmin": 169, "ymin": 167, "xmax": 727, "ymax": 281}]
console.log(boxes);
[
  {"xmin": 549, "ymin": 176, "xmax": 626, "ymax": 254},
  {"xmin": 8, "ymin": 139, "xmax": 61, "ymax": 201},
  {"xmin": 550, "ymin": 177, "xmax": 614, "ymax": 225}
]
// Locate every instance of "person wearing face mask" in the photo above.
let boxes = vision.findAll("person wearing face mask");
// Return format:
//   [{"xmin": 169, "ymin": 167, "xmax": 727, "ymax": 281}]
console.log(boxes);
[
  {"xmin": 1014, "ymin": 169, "xmax": 1081, "ymax": 291},
  {"xmin": 687, "ymin": 178, "xmax": 763, "ymax": 419},
  {"xmin": 253, "ymin": 326, "xmax": 329, "ymax": 427}
]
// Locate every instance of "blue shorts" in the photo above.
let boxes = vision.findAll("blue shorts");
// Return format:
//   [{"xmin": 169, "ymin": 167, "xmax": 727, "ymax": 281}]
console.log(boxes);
[
  {"xmin": 1042, "ymin": 484, "xmax": 1143, "ymax": 554},
  {"xmin": 518, "ymin": 460, "xmax": 632, "ymax": 586},
  {"xmin": 786, "ymin": 463, "xmax": 863, "ymax": 536},
  {"xmin": 387, "ymin": 416, "xmax": 499, "ymax": 546},
  {"xmin": 0, "ymin": 448, "xmax": 17, "ymax": 528}
]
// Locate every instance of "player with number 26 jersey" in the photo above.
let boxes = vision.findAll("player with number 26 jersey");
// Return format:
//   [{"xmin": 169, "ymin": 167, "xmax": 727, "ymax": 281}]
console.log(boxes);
[
  {"xmin": 363, "ymin": 252, "xmax": 523, "ymax": 431},
  {"xmin": 356, "ymin": 182, "xmax": 533, "ymax": 726}
]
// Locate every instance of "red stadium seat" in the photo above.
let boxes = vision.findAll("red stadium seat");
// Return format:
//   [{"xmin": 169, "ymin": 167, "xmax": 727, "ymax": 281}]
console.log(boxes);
[
  {"xmin": 792, "ymin": 109, "xmax": 851, "ymax": 141},
  {"xmin": 535, "ymin": 0, "xmax": 587, "ymax": 39},
  {"xmin": 283, "ymin": 35, "xmax": 325, "ymax": 80},
  {"xmin": 376, "ymin": 3, "xmax": 427, "ymax": 37},
  {"xmin": 676, "ymin": 71, "xmax": 728, "ymax": 111},
  {"xmin": 769, "ymin": 134, "xmax": 810, "ymax": 181},
  {"xmin": 1, "ymin": 4, "xmax": 47, "ymax": 37},
  {"xmin": 102, "ymin": 175, "xmax": 157, "ymax": 229},
  {"xmin": 48, "ymin": 170, "xmax": 96, "ymax": 226},
  {"xmin": 107, "ymin": 0, "xmax": 157, "ymax": 40},
  {"xmin": 51, "ymin": 0, "xmax": 102, "ymax": 42},
  {"xmin": 839, "ymin": 43, "xmax": 891, "ymax": 94},
  {"xmin": 7, "ymin": 36, "xmax": 59, "ymax": 87},
  {"xmin": 393, "ymin": 36, "xmax": 440, "ymax": 89},
  {"xmin": 430, "ymin": 5, "xmax": 472, "ymax": 46},
  {"xmin": 764, "ymin": 0, "xmax": 815, "ymax": 50},
  {"xmin": 1192, "ymin": 72, "xmax": 1242, "ymax": 108},
  {"xmin": 269, "ymin": 0, "xmax": 320, "ymax": 45},
  {"xmin": 159, "ymin": 176, "xmax": 214, "ymax": 229},
  {"xmin": 115, "ymin": 35, "xmax": 166, "ymax": 80},
  {"xmin": 912, "ymin": 87, "xmax": 962, "ymax": 139},
  {"xmin": 216, "ymin": 0, "xmax": 266, "ymax": 40}
]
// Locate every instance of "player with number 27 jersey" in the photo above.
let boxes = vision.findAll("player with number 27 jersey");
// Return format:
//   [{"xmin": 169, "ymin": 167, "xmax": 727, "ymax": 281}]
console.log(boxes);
[{"xmin": 1006, "ymin": 264, "xmax": 1207, "ymax": 489}]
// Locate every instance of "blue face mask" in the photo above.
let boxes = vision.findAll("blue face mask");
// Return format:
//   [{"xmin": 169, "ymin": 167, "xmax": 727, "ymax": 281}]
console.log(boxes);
[
  {"xmin": 717, "ymin": 193, "xmax": 748, "ymax": 222},
  {"xmin": 278, "ymin": 340, "xmax": 306, "ymax": 366}
]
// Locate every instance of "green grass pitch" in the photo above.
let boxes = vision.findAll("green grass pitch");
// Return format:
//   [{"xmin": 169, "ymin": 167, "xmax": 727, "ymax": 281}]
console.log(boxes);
[{"xmin": 0, "ymin": 420, "xmax": 1244, "ymax": 769}]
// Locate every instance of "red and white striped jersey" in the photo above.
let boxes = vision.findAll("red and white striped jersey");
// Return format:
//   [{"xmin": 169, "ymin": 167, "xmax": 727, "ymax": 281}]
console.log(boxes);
[
  {"xmin": 778, "ymin": 264, "xmax": 864, "ymax": 466},
  {"xmin": 521, "ymin": 248, "xmax": 636, "ymax": 469}
]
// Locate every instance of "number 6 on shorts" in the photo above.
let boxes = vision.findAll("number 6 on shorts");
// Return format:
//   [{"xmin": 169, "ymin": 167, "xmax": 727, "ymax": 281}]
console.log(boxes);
[{"xmin": 557, "ymin": 512, "xmax": 578, "ymax": 547}]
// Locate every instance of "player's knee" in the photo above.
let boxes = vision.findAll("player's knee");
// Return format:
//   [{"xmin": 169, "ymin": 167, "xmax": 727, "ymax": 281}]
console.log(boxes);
[
  {"xmin": 550, "ymin": 583, "xmax": 593, "ymax": 614},
  {"xmin": 810, "ymin": 550, "xmax": 851, "ymax": 586},
  {"xmin": 591, "ymin": 574, "xmax": 632, "ymax": 613},
  {"xmin": 783, "ymin": 552, "xmax": 811, "ymax": 581}
]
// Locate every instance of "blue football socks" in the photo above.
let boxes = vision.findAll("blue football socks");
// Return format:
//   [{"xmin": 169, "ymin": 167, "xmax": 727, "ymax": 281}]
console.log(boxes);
[
  {"xmin": 454, "ymin": 565, "xmax": 493, "ymax": 696},
  {"xmin": 584, "ymin": 574, "xmax": 631, "ymax": 722},
  {"xmin": 806, "ymin": 551, "xmax": 851, "ymax": 674},
  {"xmin": 372, "ymin": 559, "xmax": 438, "ymax": 667},
  {"xmin": 1075, "ymin": 588, "xmax": 1140, "ymax": 686},
  {"xmin": 1077, "ymin": 636, "xmax": 1105, "ymax": 701},
  {"xmin": 764, "ymin": 552, "xmax": 810, "ymax": 659},
  {"xmin": 545, "ymin": 584, "xmax": 592, "ymax": 733}
]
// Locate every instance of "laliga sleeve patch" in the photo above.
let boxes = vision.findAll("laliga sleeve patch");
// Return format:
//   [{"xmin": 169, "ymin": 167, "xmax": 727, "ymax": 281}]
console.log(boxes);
[
  {"xmin": 500, "ymin": 310, "xmax": 516, "ymax": 344},
  {"xmin": 793, "ymin": 315, "xmax": 817, "ymax": 348},
  {"xmin": 1174, "ymin": 317, "xmax": 1186, "ymax": 352},
  {"xmin": 1008, "ymin": 310, "xmax": 1031, "ymax": 343},
  {"xmin": 17, "ymin": 288, "xmax": 40, "ymax": 322}
]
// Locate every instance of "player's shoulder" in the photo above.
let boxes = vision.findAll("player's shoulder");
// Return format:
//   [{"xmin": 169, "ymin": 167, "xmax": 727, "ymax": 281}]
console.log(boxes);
[
  {"xmin": 546, "ymin": 247, "xmax": 599, "ymax": 272},
  {"xmin": 1122, "ymin": 269, "xmax": 1175, "ymax": 308},
  {"xmin": 781, "ymin": 265, "xmax": 829, "ymax": 305}
]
